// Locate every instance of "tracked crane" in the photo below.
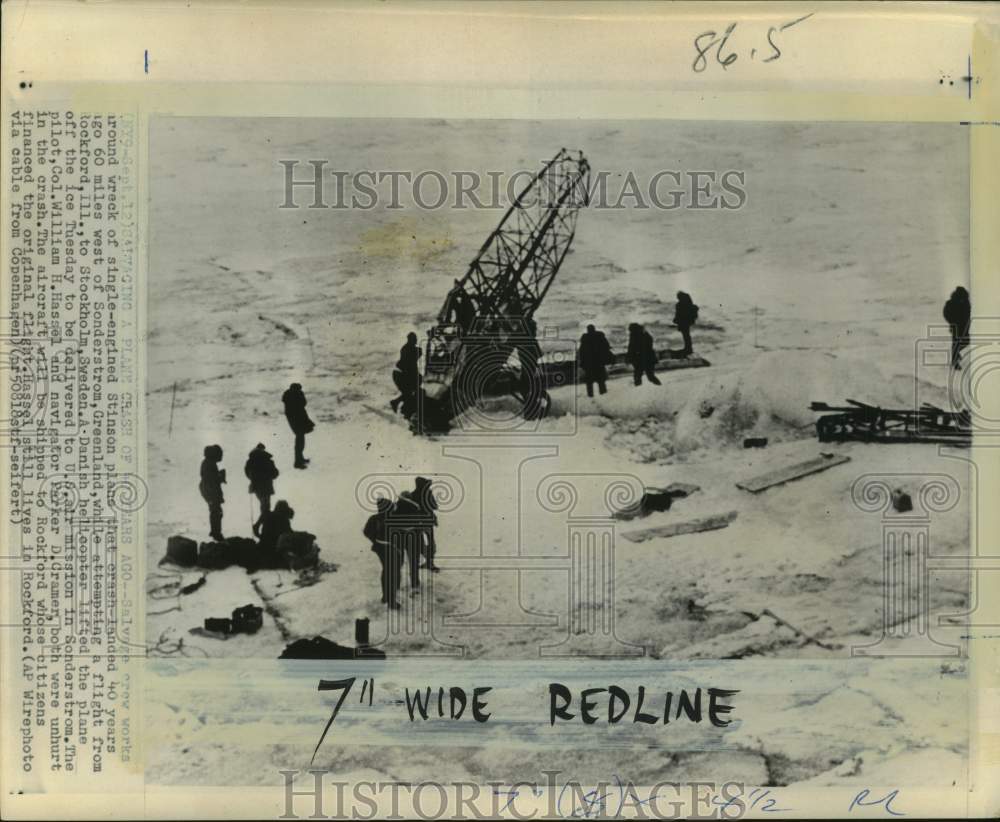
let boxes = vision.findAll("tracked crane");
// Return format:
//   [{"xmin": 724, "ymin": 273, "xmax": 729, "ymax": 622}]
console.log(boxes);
[{"xmin": 414, "ymin": 149, "xmax": 591, "ymax": 432}]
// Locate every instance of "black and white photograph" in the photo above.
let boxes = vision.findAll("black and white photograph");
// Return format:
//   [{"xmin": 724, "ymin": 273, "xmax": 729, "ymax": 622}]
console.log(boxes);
[
  {"xmin": 143, "ymin": 116, "xmax": 973, "ymax": 788},
  {"xmin": 6, "ymin": 2, "xmax": 1000, "ymax": 817}
]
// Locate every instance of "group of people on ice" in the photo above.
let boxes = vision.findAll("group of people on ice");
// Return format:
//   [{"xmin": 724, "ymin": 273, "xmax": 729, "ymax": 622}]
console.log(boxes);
[
  {"xmin": 196, "ymin": 377, "xmax": 445, "ymax": 607},
  {"xmin": 388, "ymin": 289, "xmax": 701, "ymax": 412},
  {"xmin": 572, "ymin": 290, "xmax": 700, "ymax": 398},
  {"xmin": 197, "ymin": 382, "xmax": 314, "ymax": 545},
  {"xmin": 192, "ymin": 284, "xmax": 971, "ymax": 612},
  {"xmin": 363, "ymin": 477, "xmax": 442, "ymax": 610}
]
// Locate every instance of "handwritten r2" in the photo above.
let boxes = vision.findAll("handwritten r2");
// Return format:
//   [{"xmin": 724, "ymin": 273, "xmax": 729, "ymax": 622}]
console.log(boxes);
[{"xmin": 849, "ymin": 788, "xmax": 905, "ymax": 816}]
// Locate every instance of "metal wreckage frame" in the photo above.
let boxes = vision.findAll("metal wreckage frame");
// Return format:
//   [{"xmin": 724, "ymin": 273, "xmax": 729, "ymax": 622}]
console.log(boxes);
[
  {"xmin": 415, "ymin": 148, "xmax": 592, "ymax": 432},
  {"xmin": 810, "ymin": 399, "xmax": 972, "ymax": 445},
  {"xmin": 401, "ymin": 147, "xmax": 971, "ymax": 445}
]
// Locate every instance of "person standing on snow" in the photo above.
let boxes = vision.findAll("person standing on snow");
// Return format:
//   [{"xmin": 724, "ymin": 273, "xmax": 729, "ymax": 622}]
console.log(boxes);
[
  {"xmin": 281, "ymin": 382, "xmax": 314, "ymax": 469},
  {"xmin": 364, "ymin": 497, "xmax": 402, "ymax": 609},
  {"xmin": 456, "ymin": 291, "xmax": 477, "ymax": 334},
  {"xmin": 199, "ymin": 444, "xmax": 227, "ymax": 541},
  {"xmin": 578, "ymin": 324, "xmax": 614, "ymax": 397},
  {"xmin": 390, "ymin": 332, "xmax": 422, "ymax": 416},
  {"xmin": 441, "ymin": 280, "xmax": 476, "ymax": 335},
  {"xmin": 943, "ymin": 286, "xmax": 971, "ymax": 370},
  {"xmin": 626, "ymin": 323, "xmax": 661, "ymax": 386},
  {"xmin": 395, "ymin": 476, "xmax": 441, "ymax": 591},
  {"xmin": 673, "ymin": 291, "xmax": 699, "ymax": 357},
  {"xmin": 244, "ymin": 443, "xmax": 279, "ymax": 536}
]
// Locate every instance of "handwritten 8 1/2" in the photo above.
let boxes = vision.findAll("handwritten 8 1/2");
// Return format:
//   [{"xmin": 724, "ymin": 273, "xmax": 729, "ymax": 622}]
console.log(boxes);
[{"xmin": 692, "ymin": 12, "xmax": 814, "ymax": 73}]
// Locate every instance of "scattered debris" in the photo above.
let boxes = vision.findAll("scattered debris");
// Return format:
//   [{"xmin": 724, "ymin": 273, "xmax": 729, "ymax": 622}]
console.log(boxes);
[
  {"xmin": 271, "ymin": 561, "xmax": 340, "ymax": 598},
  {"xmin": 622, "ymin": 510, "xmax": 738, "ymax": 543},
  {"xmin": 736, "ymin": 453, "xmax": 851, "ymax": 493},
  {"xmin": 180, "ymin": 575, "xmax": 206, "ymax": 595},
  {"xmin": 201, "ymin": 604, "xmax": 264, "ymax": 638},
  {"xmin": 743, "ymin": 437, "xmax": 768, "ymax": 448},
  {"xmin": 227, "ymin": 537, "xmax": 259, "ymax": 561},
  {"xmin": 279, "ymin": 635, "xmax": 386, "ymax": 660},
  {"xmin": 892, "ymin": 488, "xmax": 913, "ymax": 513},
  {"xmin": 202, "ymin": 617, "xmax": 232, "ymax": 636},
  {"xmin": 811, "ymin": 399, "xmax": 971, "ymax": 445},
  {"xmin": 160, "ymin": 534, "xmax": 322, "ymax": 574},
  {"xmin": 613, "ymin": 482, "xmax": 701, "ymax": 520},
  {"xmin": 232, "ymin": 604, "xmax": 264, "ymax": 634},
  {"xmin": 197, "ymin": 540, "xmax": 235, "ymax": 569}
]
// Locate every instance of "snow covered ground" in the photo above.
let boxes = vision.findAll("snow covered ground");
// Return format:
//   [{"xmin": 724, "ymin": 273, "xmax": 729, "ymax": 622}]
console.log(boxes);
[{"xmin": 145, "ymin": 118, "xmax": 971, "ymax": 786}]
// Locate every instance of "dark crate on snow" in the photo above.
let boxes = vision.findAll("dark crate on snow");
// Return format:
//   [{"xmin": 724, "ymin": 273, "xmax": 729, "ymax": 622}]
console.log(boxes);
[
  {"xmin": 198, "ymin": 540, "xmax": 235, "ymax": 569},
  {"xmin": 225, "ymin": 536, "xmax": 258, "ymax": 555},
  {"xmin": 166, "ymin": 535, "xmax": 198, "ymax": 566},
  {"xmin": 231, "ymin": 604, "xmax": 263, "ymax": 634},
  {"xmin": 204, "ymin": 617, "xmax": 232, "ymax": 634}
]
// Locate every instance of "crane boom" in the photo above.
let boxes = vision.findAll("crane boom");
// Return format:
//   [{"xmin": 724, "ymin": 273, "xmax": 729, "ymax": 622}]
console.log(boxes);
[
  {"xmin": 416, "ymin": 149, "xmax": 591, "ymax": 431},
  {"xmin": 456, "ymin": 149, "xmax": 590, "ymax": 320}
]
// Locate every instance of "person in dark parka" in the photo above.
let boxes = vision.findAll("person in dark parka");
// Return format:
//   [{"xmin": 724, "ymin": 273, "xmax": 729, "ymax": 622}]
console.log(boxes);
[
  {"xmin": 456, "ymin": 291, "xmax": 477, "ymax": 334},
  {"xmin": 245, "ymin": 443, "xmax": 279, "ymax": 536},
  {"xmin": 281, "ymin": 383, "xmax": 313, "ymax": 469},
  {"xmin": 199, "ymin": 444, "xmax": 226, "ymax": 540},
  {"xmin": 396, "ymin": 476, "xmax": 441, "ymax": 589},
  {"xmin": 441, "ymin": 280, "xmax": 476, "ymax": 334},
  {"xmin": 578, "ymin": 324, "xmax": 614, "ymax": 397},
  {"xmin": 626, "ymin": 323, "xmax": 661, "ymax": 386},
  {"xmin": 258, "ymin": 499, "xmax": 294, "ymax": 555},
  {"xmin": 943, "ymin": 286, "xmax": 971, "ymax": 369},
  {"xmin": 390, "ymin": 333, "xmax": 422, "ymax": 416},
  {"xmin": 673, "ymin": 291, "xmax": 699, "ymax": 357},
  {"xmin": 364, "ymin": 497, "xmax": 402, "ymax": 609}
]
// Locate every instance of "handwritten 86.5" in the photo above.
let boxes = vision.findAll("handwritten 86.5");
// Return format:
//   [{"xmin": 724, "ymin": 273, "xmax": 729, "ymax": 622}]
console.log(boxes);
[{"xmin": 692, "ymin": 12, "xmax": 814, "ymax": 73}]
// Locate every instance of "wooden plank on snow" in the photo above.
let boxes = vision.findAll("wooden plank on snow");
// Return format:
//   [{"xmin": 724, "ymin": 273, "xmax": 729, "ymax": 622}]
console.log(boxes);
[
  {"xmin": 622, "ymin": 510, "xmax": 738, "ymax": 543},
  {"xmin": 735, "ymin": 453, "xmax": 851, "ymax": 494},
  {"xmin": 538, "ymin": 353, "xmax": 710, "ymax": 389}
]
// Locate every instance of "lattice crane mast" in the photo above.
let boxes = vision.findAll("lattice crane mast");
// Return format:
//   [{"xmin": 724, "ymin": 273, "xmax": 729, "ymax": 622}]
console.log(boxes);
[{"xmin": 417, "ymin": 149, "xmax": 591, "ymax": 431}]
